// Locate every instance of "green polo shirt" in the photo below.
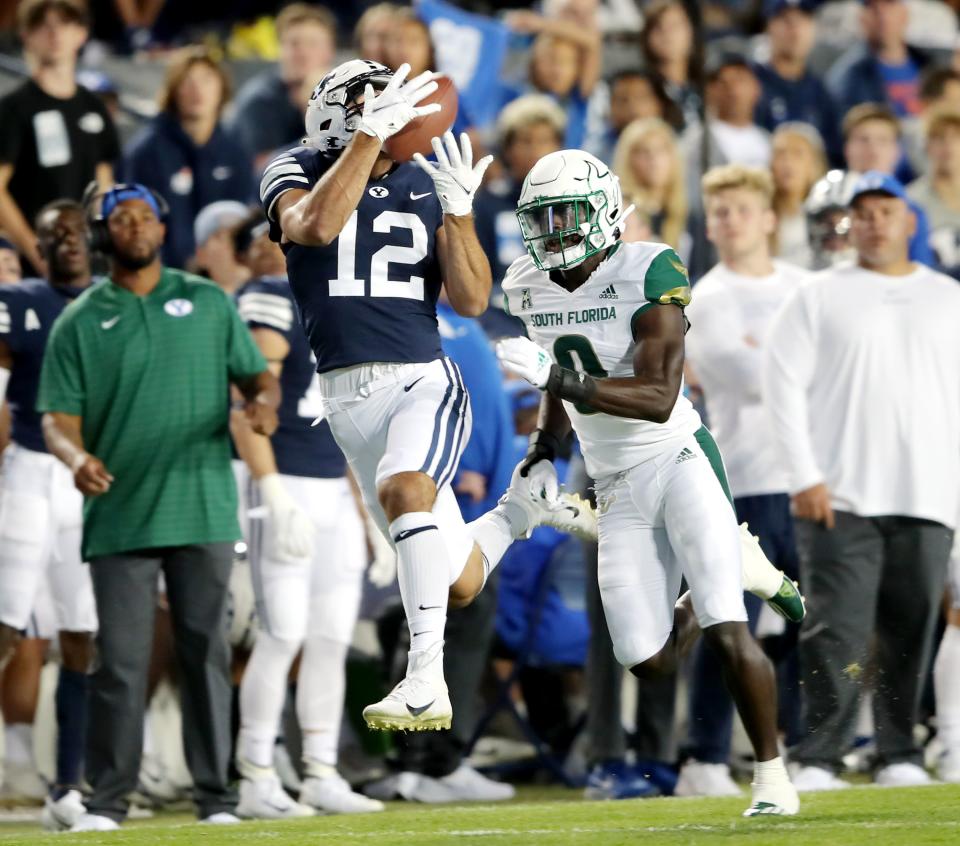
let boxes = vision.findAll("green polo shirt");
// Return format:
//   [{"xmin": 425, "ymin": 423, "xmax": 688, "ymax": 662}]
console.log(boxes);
[{"xmin": 37, "ymin": 268, "xmax": 267, "ymax": 559}]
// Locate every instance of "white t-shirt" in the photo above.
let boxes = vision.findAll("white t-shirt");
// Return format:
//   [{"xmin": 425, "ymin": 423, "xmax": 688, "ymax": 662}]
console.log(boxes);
[
  {"xmin": 502, "ymin": 242, "xmax": 702, "ymax": 479},
  {"xmin": 710, "ymin": 120, "xmax": 772, "ymax": 169},
  {"xmin": 763, "ymin": 261, "xmax": 960, "ymax": 528},
  {"xmin": 686, "ymin": 260, "xmax": 807, "ymax": 498}
]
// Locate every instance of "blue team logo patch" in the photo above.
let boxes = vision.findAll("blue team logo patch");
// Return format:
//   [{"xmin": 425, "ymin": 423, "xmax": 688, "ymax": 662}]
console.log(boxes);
[
  {"xmin": 164, "ymin": 298, "xmax": 194, "ymax": 317},
  {"xmin": 368, "ymin": 185, "xmax": 389, "ymax": 199}
]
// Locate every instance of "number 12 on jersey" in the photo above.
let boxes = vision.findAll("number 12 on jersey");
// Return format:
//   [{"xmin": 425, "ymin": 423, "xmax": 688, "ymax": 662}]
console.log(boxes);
[{"xmin": 329, "ymin": 210, "xmax": 428, "ymax": 300}]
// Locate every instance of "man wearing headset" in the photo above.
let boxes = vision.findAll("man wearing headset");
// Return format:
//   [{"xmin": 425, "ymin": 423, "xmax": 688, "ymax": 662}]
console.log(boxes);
[{"xmin": 37, "ymin": 183, "xmax": 280, "ymax": 832}]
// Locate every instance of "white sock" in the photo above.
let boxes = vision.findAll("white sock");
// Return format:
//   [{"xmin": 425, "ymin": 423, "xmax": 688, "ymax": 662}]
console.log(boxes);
[
  {"xmin": 3, "ymin": 723, "xmax": 33, "ymax": 765},
  {"xmin": 238, "ymin": 631, "xmax": 301, "ymax": 769},
  {"xmin": 753, "ymin": 756, "xmax": 790, "ymax": 786},
  {"xmin": 935, "ymin": 624, "xmax": 960, "ymax": 753},
  {"xmin": 391, "ymin": 512, "xmax": 449, "ymax": 655},
  {"xmin": 468, "ymin": 510, "xmax": 517, "ymax": 589},
  {"xmin": 298, "ymin": 635, "xmax": 347, "ymax": 770}
]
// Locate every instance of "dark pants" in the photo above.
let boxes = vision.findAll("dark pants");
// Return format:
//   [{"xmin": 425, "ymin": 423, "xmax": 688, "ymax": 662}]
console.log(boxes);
[
  {"xmin": 794, "ymin": 512, "xmax": 953, "ymax": 771},
  {"xmin": 395, "ymin": 573, "xmax": 499, "ymax": 777},
  {"xmin": 685, "ymin": 493, "xmax": 800, "ymax": 763},
  {"xmin": 584, "ymin": 532, "xmax": 678, "ymax": 765},
  {"xmin": 86, "ymin": 543, "xmax": 237, "ymax": 821}
]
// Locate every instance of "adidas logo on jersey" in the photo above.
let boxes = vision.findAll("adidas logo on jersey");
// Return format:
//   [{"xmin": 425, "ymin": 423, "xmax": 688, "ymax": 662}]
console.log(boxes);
[
  {"xmin": 675, "ymin": 447, "xmax": 696, "ymax": 464},
  {"xmin": 598, "ymin": 284, "xmax": 619, "ymax": 300}
]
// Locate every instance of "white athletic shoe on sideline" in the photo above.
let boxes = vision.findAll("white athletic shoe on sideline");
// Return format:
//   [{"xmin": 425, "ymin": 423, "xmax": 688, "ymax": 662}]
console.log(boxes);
[
  {"xmin": 363, "ymin": 641, "xmax": 452, "ymax": 731},
  {"xmin": 70, "ymin": 813, "xmax": 120, "ymax": 832},
  {"xmin": 791, "ymin": 765, "xmax": 851, "ymax": 792},
  {"xmin": 436, "ymin": 765, "xmax": 516, "ymax": 801},
  {"xmin": 41, "ymin": 789, "xmax": 87, "ymax": 831},
  {"xmin": 874, "ymin": 762, "xmax": 936, "ymax": 787},
  {"xmin": 938, "ymin": 751, "xmax": 960, "ymax": 783},
  {"xmin": 500, "ymin": 462, "xmax": 597, "ymax": 541},
  {"xmin": 200, "ymin": 812, "xmax": 243, "ymax": 825},
  {"xmin": 674, "ymin": 761, "xmax": 742, "ymax": 797},
  {"xmin": 739, "ymin": 523, "xmax": 806, "ymax": 623},
  {"xmin": 300, "ymin": 765, "xmax": 385, "ymax": 814},
  {"xmin": 236, "ymin": 766, "xmax": 314, "ymax": 819}
]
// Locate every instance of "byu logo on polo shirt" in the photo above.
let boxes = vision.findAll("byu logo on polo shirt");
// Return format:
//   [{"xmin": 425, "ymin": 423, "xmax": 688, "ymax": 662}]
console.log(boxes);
[
  {"xmin": 164, "ymin": 298, "xmax": 193, "ymax": 317},
  {"xmin": 368, "ymin": 186, "xmax": 389, "ymax": 199}
]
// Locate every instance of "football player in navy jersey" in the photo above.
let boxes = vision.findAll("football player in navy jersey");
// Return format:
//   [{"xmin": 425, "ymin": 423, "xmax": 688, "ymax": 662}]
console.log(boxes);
[
  {"xmin": 230, "ymin": 216, "xmax": 384, "ymax": 817},
  {"xmin": 0, "ymin": 200, "xmax": 97, "ymax": 830},
  {"xmin": 261, "ymin": 59, "xmax": 594, "ymax": 732}
]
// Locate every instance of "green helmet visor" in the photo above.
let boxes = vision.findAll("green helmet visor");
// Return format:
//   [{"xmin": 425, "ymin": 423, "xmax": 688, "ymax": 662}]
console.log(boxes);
[{"xmin": 516, "ymin": 191, "xmax": 608, "ymax": 270}]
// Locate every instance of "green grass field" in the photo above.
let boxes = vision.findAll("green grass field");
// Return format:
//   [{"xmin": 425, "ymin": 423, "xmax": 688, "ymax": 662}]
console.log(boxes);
[{"xmin": 2, "ymin": 784, "xmax": 960, "ymax": 845}]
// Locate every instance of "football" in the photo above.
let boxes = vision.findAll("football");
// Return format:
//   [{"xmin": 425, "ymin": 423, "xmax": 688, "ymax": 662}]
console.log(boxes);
[{"xmin": 384, "ymin": 75, "xmax": 459, "ymax": 163}]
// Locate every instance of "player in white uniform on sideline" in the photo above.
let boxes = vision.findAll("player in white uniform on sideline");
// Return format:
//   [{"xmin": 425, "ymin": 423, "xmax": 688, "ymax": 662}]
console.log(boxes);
[
  {"xmin": 262, "ymin": 60, "xmax": 594, "ymax": 733},
  {"xmin": 0, "ymin": 201, "xmax": 97, "ymax": 830},
  {"xmin": 230, "ymin": 216, "xmax": 383, "ymax": 817},
  {"xmin": 496, "ymin": 150, "xmax": 802, "ymax": 817}
]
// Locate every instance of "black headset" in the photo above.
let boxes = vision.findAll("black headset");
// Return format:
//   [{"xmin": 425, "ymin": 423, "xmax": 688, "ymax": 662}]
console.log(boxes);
[{"xmin": 82, "ymin": 181, "xmax": 170, "ymax": 255}]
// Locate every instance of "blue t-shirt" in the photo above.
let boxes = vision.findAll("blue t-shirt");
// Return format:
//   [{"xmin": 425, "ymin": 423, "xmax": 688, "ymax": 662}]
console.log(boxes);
[
  {"xmin": 0, "ymin": 277, "xmax": 87, "ymax": 452},
  {"xmin": 261, "ymin": 147, "xmax": 447, "ymax": 373},
  {"xmin": 877, "ymin": 58, "xmax": 921, "ymax": 118},
  {"xmin": 235, "ymin": 275, "xmax": 346, "ymax": 479}
]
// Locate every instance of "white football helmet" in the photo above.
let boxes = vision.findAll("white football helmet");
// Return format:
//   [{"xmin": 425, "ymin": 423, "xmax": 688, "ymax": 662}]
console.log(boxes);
[
  {"xmin": 805, "ymin": 169, "xmax": 859, "ymax": 269},
  {"xmin": 303, "ymin": 59, "xmax": 393, "ymax": 153},
  {"xmin": 516, "ymin": 150, "xmax": 633, "ymax": 271}
]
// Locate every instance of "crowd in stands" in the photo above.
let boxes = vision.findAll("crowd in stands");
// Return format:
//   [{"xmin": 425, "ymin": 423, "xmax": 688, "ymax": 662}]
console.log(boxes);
[{"xmin": 0, "ymin": 0, "xmax": 958, "ymax": 820}]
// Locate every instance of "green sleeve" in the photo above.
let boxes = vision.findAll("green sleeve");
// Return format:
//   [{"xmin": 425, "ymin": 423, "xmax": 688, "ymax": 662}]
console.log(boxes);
[
  {"xmin": 644, "ymin": 248, "xmax": 692, "ymax": 307},
  {"xmin": 225, "ymin": 295, "xmax": 268, "ymax": 381},
  {"xmin": 36, "ymin": 313, "xmax": 85, "ymax": 415}
]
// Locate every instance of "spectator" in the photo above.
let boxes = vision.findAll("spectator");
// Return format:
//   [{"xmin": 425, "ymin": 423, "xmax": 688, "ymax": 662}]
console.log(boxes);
[
  {"xmin": 37, "ymin": 183, "xmax": 280, "ymax": 831},
  {"xmin": 770, "ymin": 123, "xmax": 828, "ymax": 268},
  {"xmin": 612, "ymin": 118, "xmax": 689, "ymax": 257},
  {"xmin": 0, "ymin": 238, "xmax": 22, "ymax": 283},
  {"xmin": 680, "ymin": 164, "xmax": 807, "ymax": 797},
  {"xmin": 192, "ymin": 200, "xmax": 252, "ymax": 294},
  {"xmin": 123, "ymin": 46, "xmax": 252, "ymax": 270},
  {"xmin": 474, "ymin": 94, "xmax": 564, "ymax": 335},
  {"xmin": 0, "ymin": 0, "xmax": 119, "ymax": 274},
  {"xmin": 640, "ymin": 0, "xmax": 702, "ymax": 130},
  {"xmin": 764, "ymin": 171, "xmax": 960, "ymax": 792},
  {"xmin": 585, "ymin": 70, "xmax": 679, "ymax": 165},
  {"xmin": 903, "ymin": 66, "xmax": 960, "ymax": 175},
  {"xmin": 842, "ymin": 103, "xmax": 934, "ymax": 264},
  {"xmin": 226, "ymin": 3, "xmax": 337, "ymax": 172},
  {"xmin": 354, "ymin": 2, "xmax": 400, "ymax": 64},
  {"xmin": 754, "ymin": 0, "xmax": 842, "ymax": 165},
  {"xmin": 934, "ymin": 529, "xmax": 960, "ymax": 783},
  {"xmin": 907, "ymin": 106, "xmax": 960, "ymax": 273},
  {"xmin": 827, "ymin": 0, "xmax": 929, "ymax": 121},
  {"xmin": 384, "ymin": 8, "xmax": 435, "ymax": 77}
]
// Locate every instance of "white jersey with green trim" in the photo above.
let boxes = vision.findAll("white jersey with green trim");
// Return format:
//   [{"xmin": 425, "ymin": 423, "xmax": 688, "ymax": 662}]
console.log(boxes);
[{"xmin": 502, "ymin": 240, "xmax": 702, "ymax": 479}]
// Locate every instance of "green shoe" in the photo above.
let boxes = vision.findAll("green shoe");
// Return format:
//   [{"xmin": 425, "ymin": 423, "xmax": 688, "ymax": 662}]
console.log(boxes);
[{"xmin": 767, "ymin": 575, "xmax": 806, "ymax": 624}]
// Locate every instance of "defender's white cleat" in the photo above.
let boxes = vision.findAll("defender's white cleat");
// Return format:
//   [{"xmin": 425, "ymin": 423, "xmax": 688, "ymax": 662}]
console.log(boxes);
[
  {"xmin": 500, "ymin": 461, "xmax": 597, "ymax": 541},
  {"xmin": 300, "ymin": 763, "xmax": 385, "ymax": 814},
  {"xmin": 236, "ymin": 760, "xmax": 314, "ymax": 819},
  {"xmin": 363, "ymin": 641, "xmax": 452, "ymax": 732},
  {"xmin": 739, "ymin": 523, "xmax": 806, "ymax": 623},
  {"xmin": 41, "ymin": 789, "xmax": 87, "ymax": 831}
]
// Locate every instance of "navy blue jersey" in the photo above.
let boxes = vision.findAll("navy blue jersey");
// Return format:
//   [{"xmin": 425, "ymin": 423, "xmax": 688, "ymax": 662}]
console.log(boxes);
[
  {"xmin": 236, "ymin": 276, "xmax": 346, "ymax": 479},
  {"xmin": 0, "ymin": 277, "xmax": 87, "ymax": 452},
  {"xmin": 260, "ymin": 146, "xmax": 445, "ymax": 373}
]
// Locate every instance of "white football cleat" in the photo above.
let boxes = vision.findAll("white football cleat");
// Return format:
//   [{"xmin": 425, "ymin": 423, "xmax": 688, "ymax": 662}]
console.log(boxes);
[
  {"xmin": 70, "ymin": 813, "xmax": 120, "ymax": 832},
  {"xmin": 500, "ymin": 462, "xmax": 597, "ymax": 541},
  {"xmin": 674, "ymin": 761, "xmax": 742, "ymax": 797},
  {"xmin": 739, "ymin": 523, "xmax": 806, "ymax": 623},
  {"xmin": 874, "ymin": 762, "xmax": 937, "ymax": 787},
  {"xmin": 236, "ymin": 762, "xmax": 314, "ymax": 819},
  {"xmin": 791, "ymin": 765, "xmax": 850, "ymax": 792},
  {"xmin": 743, "ymin": 780, "xmax": 800, "ymax": 817},
  {"xmin": 363, "ymin": 641, "xmax": 452, "ymax": 731},
  {"xmin": 300, "ymin": 764, "xmax": 384, "ymax": 814},
  {"xmin": 41, "ymin": 789, "xmax": 87, "ymax": 832}
]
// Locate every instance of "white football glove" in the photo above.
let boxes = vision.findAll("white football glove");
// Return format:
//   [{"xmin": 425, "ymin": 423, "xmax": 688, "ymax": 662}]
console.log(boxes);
[
  {"xmin": 365, "ymin": 514, "xmax": 397, "ymax": 588},
  {"xmin": 358, "ymin": 62, "xmax": 441, "ymax": 143},
  {"xmin": 258, "ymin": 474, "xmax": 315, "ymax": 561},
  {"xmin": 496, "ymin": 336, "xmax": 554, "ymax": 389},
  {"xmin": 412, "ymin": 131, "xmax": 493, "ymax": 217},
  {"xmin": 523, "ymin": 457, "xmax": 559, "ymax": 504}
]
